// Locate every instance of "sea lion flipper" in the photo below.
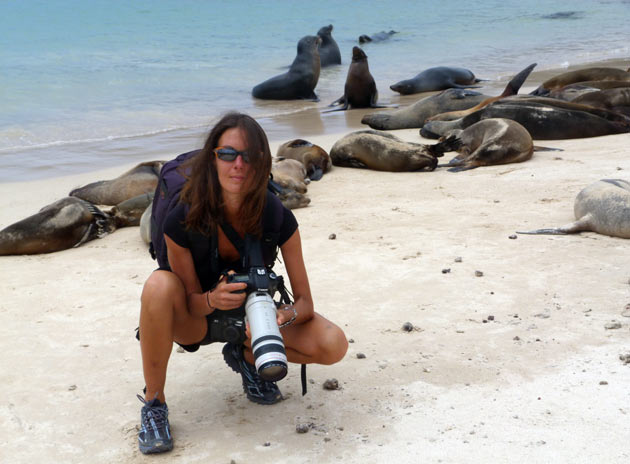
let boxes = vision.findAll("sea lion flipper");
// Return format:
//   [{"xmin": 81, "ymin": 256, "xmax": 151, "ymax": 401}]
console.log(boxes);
[
  {"xmin": 502, "ymin": 63, "xmax": 537, "ymax": 97},
  {"xmin": 516, "ymin": 214, "xmax": 593, "ymax": 235}
]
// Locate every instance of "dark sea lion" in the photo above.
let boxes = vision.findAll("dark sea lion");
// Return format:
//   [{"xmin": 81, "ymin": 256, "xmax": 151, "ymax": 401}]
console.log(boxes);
[
  {"xmin": 358, "ymin": 30, "xmax": 398, "ymax": 44},
  {"xmin": 252, "ymin": 35, "xmax": 322, "ymax": 101},
  {"xmin": 69, "ymin": 160, "xmax": 163, "ymax": 206},
  {"xmin": 109, "ymin": 192, "xmax": 154, "ymax": 227},
  {"xmin": 530, "ymin": 67, "xmax": 630, "ymax": 96},
  {"xmin": 421, "ymin": 96, "xmax": 630, "ymax": 140},
  {"xmin": 0, "ymin": 197, "xmax": 115, "ymax": 255},
  {"xmin": 390, "ymin": 66, "xmax": 481, "ymax": 95},
  {"xmin": 517, "ymin": 179, "xmax": 630, "ymax": 239},
  {"xmin": 327, "ymin": 47, "xmax": 391, "ymax": 111},
  {"xmin": 330, "ymin": 130, "xmax": 443, "ymax": 172},
  {"xmin": 276, "ymin": 139, "xmax": 331, "ymax": 180},
  {"xmin": 361, "ymin": 88, "xmax": 487, "ymax": 130},
  {"xmin": 571, "ymin": 88, "xmax": 630, "ymax": 116},
  {"xmin": 429, "ymin": 118, "xmax": 533, "ymax": 172},
  {"xmin": 316, "ymin": 24, "xmax": 341, "ymax": 67},
  {"xmin": 271, "ymin": 158, "xmax": 308, "ymax": 194},
  {"xmin": 548, "ymin": 80, "xmax": 630, "ymax": 100},
  {"xmin": 427, "ymin": 63, "xmax": 536, "ymax": 122}
]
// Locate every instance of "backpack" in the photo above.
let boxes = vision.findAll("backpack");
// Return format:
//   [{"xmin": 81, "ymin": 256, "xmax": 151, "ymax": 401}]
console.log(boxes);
[{"xmin": 149, "ymin": 149, "xmax": 285, "ymax": 270}]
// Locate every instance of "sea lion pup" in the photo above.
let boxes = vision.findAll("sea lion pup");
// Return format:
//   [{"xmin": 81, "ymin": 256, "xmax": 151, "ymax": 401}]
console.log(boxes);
[
  {"xmin": 358, "ymin": 30, "xmax": 398, "ymax": 43},
  {"xmin": 316, "ymin": 24, "xmax": 341, "ymax": 67},
  {"xmin": 427, "ymin": 63, "xmax": 537, "ymax": 122},
  {"xmin": 326, "ymin": 46, "xmax": 392, "ymax": 112},
  {"xmin": 430, "ymin": 118, "xmax": 533, "ymax": 172},
  {"xmin": 252, "ymin": 35, "xmax": 322, "ymax": 101},
  {"xmin": 69, "ymin": 160, "xmax": 163, "ymax": 206},
  {"xmin": 530, "ymin": 67, "xmax": 630, "ymax": 96},
  {"xmin": 390, "ymin": 66, "xmax": 481, "ymax": 95},
  {"xmin": 330, "ymin": 130, "xmax": 443, "ymax": 172},
  {"xmin": 276, "ymin": 138, "xmax": 331, "ymax": 180},
  {"xmin": 517, "ymin": 179, "xmax": 630, "ymax": 239},
  {"xmin": 571, "ymin": 88, "xmax": 630, "ymax": 116},
  {"xmin": 420, "ymin": 96, "xmax": 630, "ymax": 140},
  {"xmin": 0, "ymin": 197, "xmax": 115, "ymax": 255},
  {"xmin": 361, "ymin": 88, "xmax": 488, "ymax": 130},
  {"xmin": 271, "ymin": 158, "xmax": 309, "ymax": 194}
]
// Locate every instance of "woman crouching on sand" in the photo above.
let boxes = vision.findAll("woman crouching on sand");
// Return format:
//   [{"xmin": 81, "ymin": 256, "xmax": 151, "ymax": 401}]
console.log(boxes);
[{"xmin": 136, "ymin": 112, "xmax": 348, "ymax": 454}]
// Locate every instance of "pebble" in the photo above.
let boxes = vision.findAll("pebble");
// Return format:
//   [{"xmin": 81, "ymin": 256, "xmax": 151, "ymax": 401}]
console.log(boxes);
[
  {"xmin": 619, "ymin": 353, "xmax": 630, "ymax": 364},
  {"xmin": 68, "ymin": 385, "xmax": 77, "ymax": 391},
  {"xmin": 323, "ymin": 378, "xmax": 340, "ymax": 390},
  {"xmin": 513, "ymin": 336, "xmax": 520, "ymax": 341},
  {"xmin": 454, "ymin": 256, "xmax": 463, "ymax": 263},
  {"xmin": 487, "ymin": 315, "xmax": 495, "ymax": 321},
  {"xmin": 605, "ymin": 321, "xmax": 622, "ymax": 330},
  {"xmin": 263, "ymin": 442, "xmax": 271, "ymax": 446},
  {"xmin": 599, "ymin": 381, "xmax": 608, "ymax": 385},
  {"xmin": 621, "ymin": 304, "xmax": 630, "ymax": 317},
  {"xmin": 508, "ymin": 234, "xmax": 517, "ymax": 239},
  {"xmin": 328, "ymin": 233, "xmax": 336, "ymax": 240},
  {"xmin": 442, "ymin": 268, "xmax": 451, "ymax": 274},
  {"xmin": 348, "ymin": 338, "xmax": 355, "ymax": 343},
  {"xmin": 475, "ymin": 270, "xmax": 484, "ymax": 277},
  {"xmin": 356, "ymin": 352, "xmax": 366, "ymax": 359},
  {"xmin": 296, "ymin": 423, "xmax": 310, "ymax": 434},
  {"xmin": 402, "ymin": 322, "xmax": 414, "ymax": 332}
]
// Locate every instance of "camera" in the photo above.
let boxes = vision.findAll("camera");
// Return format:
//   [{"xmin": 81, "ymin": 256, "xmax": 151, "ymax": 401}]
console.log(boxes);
[
  {"xmin": 227, "ymin": 237, "xmax": 288, "ymax": 382},
  {"xmin": 209, "ymin": 315, "xmax": 246, "ymax": 345}
]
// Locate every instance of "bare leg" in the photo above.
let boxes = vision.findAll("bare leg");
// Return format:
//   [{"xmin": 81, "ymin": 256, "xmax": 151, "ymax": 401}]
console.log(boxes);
[{"xmin": 139, "ymin": 270, "xmax": 207, "ymax": 403}]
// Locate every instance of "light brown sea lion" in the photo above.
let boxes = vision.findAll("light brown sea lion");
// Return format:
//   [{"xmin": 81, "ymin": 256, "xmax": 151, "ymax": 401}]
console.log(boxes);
[
  {"xmin": 330, "ymin": 130, "xmax": 443, "ymax": 172},
  {"xmin": 69, "ymin": 160, "xmax": 163, "ymax": 206},
  {"xmin": 427, "ymin": 63, "xmax": 536, "ymax": 122},
  {"xmin": 361, "ymin": 88, "xmax": 488, "ymax": 130},
  {"xmin": 252, "ymin": 35, "xmax": 322, "ymax": 101},
  {"xmin": 530, "ymin": 67, "xmax": 630, "ymax": 96},
  {"xmin": 271, "ymin": 158, "xmax": 308, "ymax": 194},
  {"xmin": 276, "ymin": 139, "xmax": 331, "ymax": 180},
  {"xmin": 517, "ymin": 179, "xmax": 630, "ymax": 239},
  {"xmin": 390, "ymin": 66, "xmax": 481, "ymax": 95},
  {"xmin": 276, "ymin": 189, "xmax": 311, "ymax": 210},
  {"xmin": 327, "ymin": 47, "xmax": 391, "ymax": 111},
  {"xmin": 429, "ymin": 118, "xmax": 534, "ymax": 172}
]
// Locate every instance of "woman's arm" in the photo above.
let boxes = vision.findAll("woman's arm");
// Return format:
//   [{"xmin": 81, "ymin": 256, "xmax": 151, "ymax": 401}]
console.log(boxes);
[
  {"xmin": 165, "ymin": 235, "xmax": 246, "ymax": 317},
  {"xmin": 278, "ymin": 228, "xmax": 314, "ymax": 326}
]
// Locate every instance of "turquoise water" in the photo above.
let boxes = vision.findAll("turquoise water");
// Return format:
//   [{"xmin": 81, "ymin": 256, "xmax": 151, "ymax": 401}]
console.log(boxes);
[{"xmin": 1, "ymin": 0, "xmax": 629, "ymax": 180}]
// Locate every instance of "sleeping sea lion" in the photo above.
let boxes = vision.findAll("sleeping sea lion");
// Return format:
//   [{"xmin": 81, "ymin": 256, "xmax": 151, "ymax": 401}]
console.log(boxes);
[
  {"xmin": 430, "ymin": 118, "xmax": 534, "ymax": 171},
  {"xmin": 530, "ymin": 67, "xmax": 630, "ymax": 96},
  {"xmin": 276, "ymin": 139, "xmax": 331, "ymax": 180},
  {"xmin": 330, "ymin": 130, "xmax": 443, "ymax": 172},
  {"xmin": 317, "ymin": 25, "xmax": 341, "ymax": 67},
  {"xmin": 252, "ymin": 35, "xmax": 322, "ymax": 101},
  {"xmin": 571, "ymin": 88, "xmax": 630, "ymax": 116},
  {"xmin": 390, "ymin": 66, "xmax": 481, "ymax": 95},
  {"xmin": 548, "ymin": 80, "xmax": 630, "ymax": 101},
  {"xmin": 69, "ymin": 160, "xmax": 163, "ymax": 205},
  {"xmin": 327, "ymin": 47, "xmax": 391, "ymax": 111},
  {"xmin": 271, "ymin": 158, "xmax": 309, "ymax": 194},
  {"xmin": 517, "ymin": 179, "xmax": 630, "ymax": 239},
  {"xmin": 361, "ymin": 88, "xmax": 488, "ymax": 130}
]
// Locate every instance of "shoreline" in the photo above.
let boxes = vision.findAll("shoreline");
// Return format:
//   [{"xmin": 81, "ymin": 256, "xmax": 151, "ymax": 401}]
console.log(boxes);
[{"xmin": 2, "ymin": 56, "xmax": 628, "ymax": 183}]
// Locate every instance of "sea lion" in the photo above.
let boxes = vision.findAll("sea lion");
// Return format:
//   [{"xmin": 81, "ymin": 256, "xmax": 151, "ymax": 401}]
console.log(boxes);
[
  {"xmin": 276, "ymin": 139, "xmax": 331, "ymax": 180},
  {"xmin": 358, "ymin": 30, "xmax": 398, "ymax": 43},
  {"xmin": 390, "ymin": 66, "xmax": 481, "ymax": 95},
  {"xmin": 109, "ymin": 192, "xmax": 154, "ymax": 227},
  {"xmin": 426, "ymin": 63, "xmax": 536, "ymax": 122},
  {"xmin": 429, "ymin": 118, "xmax": 534, "ymax": 172},
  {"xmin": 139, "ymin": 202, "xmax": 152, "ymax": 244},
  {"xmin": 327, "ymin": 47, "xmax": 390, "ymax": 111},
  {"xmin": 330, "ymin": 130, "xmax": 443, "ymax": 172},
  {"xmin": 0, "ymin": 197, "xmax": 116, "ymax": 255},
  {"xmin": 69, "ymin": 160, "xmax": 163, "ymax": 206},
  {"xmin": 530, "ymin": 67, "xmax": 630, "ymax": 96},
  {"xmin": 517, "ymin": 179, "xmax": 630, "ymax": 239},
  {"xmin": 571, "ymin": 88, "xmax": 630, "ymax": 116},
  {"xmin": 548, "ymin": 80, "xmax": 630, "ymax": 100},
  {"xmin": 421, "ymin": 96, "xmax": 630, "ymax": 140},
  {"xmin": 271, "ymin": 158, "xmax": 309, "ymax": 194},
  {"xmin": 276, "ymin": 188, "xmax": 311, "ymax": 210},
  {"xmin": 316, "ymin": 25, "xmax": 341, "ymax": 67},
  {"xmin": 361, "ymin": 88, "xmax": 488, "ymax": 130},
  {"xmin": 252, "ymin": 35, "xmax": 322, "ymax": 101}
]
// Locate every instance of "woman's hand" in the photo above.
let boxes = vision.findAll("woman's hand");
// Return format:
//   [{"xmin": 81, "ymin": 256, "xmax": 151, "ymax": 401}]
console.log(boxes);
[
  {"xmin": 276, "ymin": 304, "xmax": 297, "ymax": 328},
  {"xmin": 208, "ymin": 272, "xmax": 247, "ymax": 311}
]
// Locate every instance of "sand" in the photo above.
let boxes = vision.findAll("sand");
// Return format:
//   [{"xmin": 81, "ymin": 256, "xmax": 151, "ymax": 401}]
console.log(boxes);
[{"xmin": 1, "ymin": 65, "xmax": 630, "ymax": 463}]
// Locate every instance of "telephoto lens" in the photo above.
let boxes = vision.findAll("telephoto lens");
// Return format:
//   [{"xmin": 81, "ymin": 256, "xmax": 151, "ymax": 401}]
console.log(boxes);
[{"xmin": 245, "ymin": 291, "xmax": 288, "ymax": 381}]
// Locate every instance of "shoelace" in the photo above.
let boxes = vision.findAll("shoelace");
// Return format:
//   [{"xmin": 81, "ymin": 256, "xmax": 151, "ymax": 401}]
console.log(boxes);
[{"xmin": 137, "ymin": 394, "xmax": 169, "ymax": 429}]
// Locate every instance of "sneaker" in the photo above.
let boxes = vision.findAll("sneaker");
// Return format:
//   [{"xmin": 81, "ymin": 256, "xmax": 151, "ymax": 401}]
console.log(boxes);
[
  {"xmin": 222, "ymin": 343, "xmax": 283, "ymax": 405},
  {"xmin": 137, "ymin": 394, "xmax": 173, "ymax": 454}
]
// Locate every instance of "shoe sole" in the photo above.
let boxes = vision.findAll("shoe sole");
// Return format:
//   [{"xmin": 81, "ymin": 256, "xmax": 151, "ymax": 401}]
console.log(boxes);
[{"xmin": 139, "ymin": 440, "xmax": 173, "ymax": 454}]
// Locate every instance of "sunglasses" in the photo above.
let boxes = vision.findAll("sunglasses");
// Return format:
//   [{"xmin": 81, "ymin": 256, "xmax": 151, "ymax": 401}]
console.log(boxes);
[{"xmin": 213, "ymin": 146, "xmax": 251, "ymax": 163}]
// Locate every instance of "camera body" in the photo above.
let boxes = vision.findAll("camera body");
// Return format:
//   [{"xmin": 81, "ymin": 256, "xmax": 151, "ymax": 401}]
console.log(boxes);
[
  {"xmin": 226, "ymin": 239, "xmax": 288, "ymax": 382},
  {"xmin": 209, "ymin": 315, "xmax": 246, "ymax": 345}
]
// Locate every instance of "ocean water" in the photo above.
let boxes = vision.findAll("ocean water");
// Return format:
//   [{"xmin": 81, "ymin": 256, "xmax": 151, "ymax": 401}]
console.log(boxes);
[{"xmin": 1, "ymin": 0, "xmax": 630, "ymax": 181}]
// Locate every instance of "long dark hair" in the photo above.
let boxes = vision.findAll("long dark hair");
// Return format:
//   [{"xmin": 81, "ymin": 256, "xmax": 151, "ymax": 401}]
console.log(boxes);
[{"xmin": 179, "ymin": 112, "xmax": 272, "ymax": 236}]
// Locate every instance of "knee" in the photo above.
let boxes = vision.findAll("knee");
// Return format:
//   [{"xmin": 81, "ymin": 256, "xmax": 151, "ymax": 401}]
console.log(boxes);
[
  {"xmin": 140, "ymin": 271, "xmax": 184, "ymax": 313},
  {"xmin": 318, "ymin": 325, "xmax": 348, "ymax": 365}
]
